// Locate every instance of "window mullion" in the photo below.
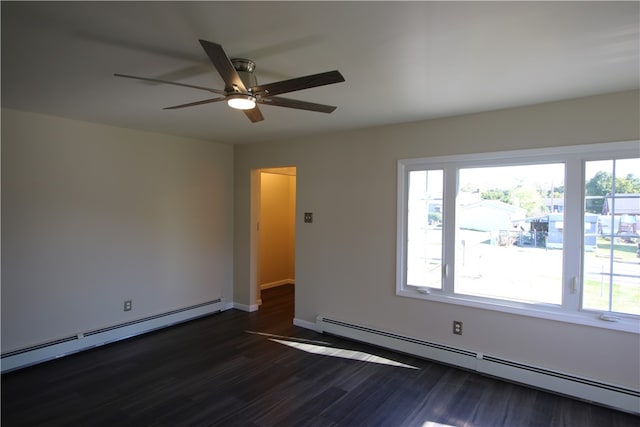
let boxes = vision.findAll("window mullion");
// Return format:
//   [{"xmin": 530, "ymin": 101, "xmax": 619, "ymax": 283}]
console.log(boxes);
[
  {"xmin": 563, "ymin": 157, "xmax": 583, "ymax": 312},
  {"xmin": 442, "ymin": 165, "xmax": 457, "ymax": 294}
]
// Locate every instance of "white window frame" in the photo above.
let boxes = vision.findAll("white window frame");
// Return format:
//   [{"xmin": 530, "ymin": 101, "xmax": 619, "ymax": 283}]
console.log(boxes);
[{"xmin": 396, "ymin": 140, "xmax": 640, "ymax": 333}]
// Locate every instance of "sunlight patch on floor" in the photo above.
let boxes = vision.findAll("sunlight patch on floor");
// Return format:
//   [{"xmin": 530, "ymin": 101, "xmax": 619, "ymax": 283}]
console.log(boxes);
[
  {"xmin": 422, "ymin": 422, "xmax": 456, "ymax": 427},
  {"xmin": 245, "ymin": 330, "xmax": 332, "ymax": 346},
  {"xmin": 269, "ymin": 338, "xmax": 419, "ymax": 369}
]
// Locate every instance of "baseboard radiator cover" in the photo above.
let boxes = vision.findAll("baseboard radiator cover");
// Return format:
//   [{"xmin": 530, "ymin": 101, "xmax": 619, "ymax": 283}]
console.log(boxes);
[
  {"xmin": 1, "ymin": 299, "xmax": 223, "ymax": 373},
  {"xmin": 316, "ymin": 315, "xmax": 640, "ymax": 415}
]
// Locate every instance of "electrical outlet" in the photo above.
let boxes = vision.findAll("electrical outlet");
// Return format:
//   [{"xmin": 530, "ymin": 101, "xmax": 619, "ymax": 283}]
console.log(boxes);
[
  {"xmin": 453, "ymin": 320, "xmax": 463, "ymax": 335},
  {"xmin": 304, "ymin": 212, "xmax": 313, "ymax": 223},
  {"xmin": 124, "ymin": 300, "xmax": 132, "ymax": 312}
]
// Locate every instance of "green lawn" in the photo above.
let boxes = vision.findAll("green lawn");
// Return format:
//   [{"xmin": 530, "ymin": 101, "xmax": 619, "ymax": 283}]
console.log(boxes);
[
  {"xmin": 585, "ymin": 238, "xmax": 639, "ymax": 314},
  {"xmin": 583, "ymin": 278, "xmax": 640, "ymax": 315},
  {"xmin": 595, "ymin": 237, "xmax": 639, "ymax": 261}
]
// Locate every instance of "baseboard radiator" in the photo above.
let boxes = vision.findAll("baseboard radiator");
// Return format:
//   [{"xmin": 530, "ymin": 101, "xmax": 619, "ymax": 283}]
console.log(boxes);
[
  {"xmin": 1, "ymin": 299, "xmax": 223, "ymax": 373},
  {"xmin": 316, "ymin": 316, "xmax": 640, "ymax": 415}
]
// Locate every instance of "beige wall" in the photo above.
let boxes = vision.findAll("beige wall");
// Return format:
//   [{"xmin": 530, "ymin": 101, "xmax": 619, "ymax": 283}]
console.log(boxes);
[
  {"xmin": 259, "ymin": 172, "xmax": 295, "ymax": 287},
  {"xmin": 1, "ymin": 108, "xmax": 234, "ymax": 352},
  {"xmin": 234, "ymin": 90, "xmax": 640, "ymax": 389}
]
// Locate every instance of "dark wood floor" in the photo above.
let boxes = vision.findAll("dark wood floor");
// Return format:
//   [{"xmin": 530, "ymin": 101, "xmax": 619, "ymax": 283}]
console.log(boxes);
[{"xmin": 2, "ymin": 284, "xmax": 638, "ymax": 426}]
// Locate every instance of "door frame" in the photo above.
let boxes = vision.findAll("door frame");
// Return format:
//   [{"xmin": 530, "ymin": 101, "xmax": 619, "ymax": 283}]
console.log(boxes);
[{"xmin": 249, "ymin": 166, "xmax": 297, "ymax": 310}]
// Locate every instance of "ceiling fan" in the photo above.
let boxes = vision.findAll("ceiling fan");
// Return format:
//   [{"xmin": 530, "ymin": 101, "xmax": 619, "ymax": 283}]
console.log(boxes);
[{"xmin": 115, "ymin": 39, "xmax": 345, "ymax": 123}]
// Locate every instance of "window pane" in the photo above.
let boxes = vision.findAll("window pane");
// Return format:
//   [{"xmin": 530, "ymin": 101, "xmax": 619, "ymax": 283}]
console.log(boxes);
[
  {"xmin": 407, "ymin": 170, "xmax": 443, "ymax": 288},
  {"xmin": 455, "ymin": 164, "xmax": 565, "ymax": 304},
  {"xmin": 583, "ymin": 158, "xmax": 640, "ymax": 315}
]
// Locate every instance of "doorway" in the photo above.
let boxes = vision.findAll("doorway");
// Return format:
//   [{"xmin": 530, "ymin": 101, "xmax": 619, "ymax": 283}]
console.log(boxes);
[{"xmin": 255, "ymin": 167, "xmax": 296, "ymax": 311}]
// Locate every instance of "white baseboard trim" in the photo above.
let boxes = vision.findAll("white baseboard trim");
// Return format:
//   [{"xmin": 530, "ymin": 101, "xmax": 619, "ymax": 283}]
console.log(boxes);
[
  {"xmin": 316, "ymin": 315, "xmax": 640, "ymax": 415},
  {"xmin": 233, "ymin": 302, "xmax": 260, "ymax": 312},
  {"xmin": 1, "ymin": 299, "xmax": 223, "ymax": 373},
  {"xmin": 293, "ymin": 317, "xmax": 319, "ymax": 331},
  {"xmin": 221, "ymin": 301, "xmax": 235, "ymax": 311},
  {"xmin": 260, "ymin": 279, "xmax": 295, "ymax": 290}
]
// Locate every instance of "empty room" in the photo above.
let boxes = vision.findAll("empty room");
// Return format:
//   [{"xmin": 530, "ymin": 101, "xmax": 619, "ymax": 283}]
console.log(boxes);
[{"xmin": 2, "ymin": 2, "xmax": 639, "ymax": 426}]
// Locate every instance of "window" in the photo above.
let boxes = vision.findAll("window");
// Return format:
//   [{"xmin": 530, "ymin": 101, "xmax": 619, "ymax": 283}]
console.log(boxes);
[
  {"xmin": 455, "ymin": 164, "xmax": 565, "ymax": 305},
  {"xmin": 397, "ymin": 141, "xmax": 639, "ymax": 331},
  {"xmin": 583, "ymin": 158, "xmax": 640, "ymax": 316},
  {"xmin": 407, "ymin": 170, "xmax": 443, "ymax": 289}
]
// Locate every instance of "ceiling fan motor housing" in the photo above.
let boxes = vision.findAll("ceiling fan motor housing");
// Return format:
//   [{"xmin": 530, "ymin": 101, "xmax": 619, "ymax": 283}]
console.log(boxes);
[{"xmin": 231, "ymin": 58, "xmax": 257, "ymax": 91}]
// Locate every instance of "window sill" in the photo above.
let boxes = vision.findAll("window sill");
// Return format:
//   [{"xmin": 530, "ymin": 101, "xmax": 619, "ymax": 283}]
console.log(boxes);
[{"xmin": 397, "ymin": 288, "xmax": 640, "ymax": 334}]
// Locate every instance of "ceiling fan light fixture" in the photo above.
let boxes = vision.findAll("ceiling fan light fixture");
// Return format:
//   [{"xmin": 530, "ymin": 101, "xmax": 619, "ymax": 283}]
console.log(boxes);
[{"xmin": 227, "ymin": 94, "xmax": 256, "ymax": 110}]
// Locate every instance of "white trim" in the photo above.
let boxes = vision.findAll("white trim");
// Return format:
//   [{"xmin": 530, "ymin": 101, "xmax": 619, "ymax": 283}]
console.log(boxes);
[
  {"xmin": 1, "ymin": 299, "xmax": 223, "ymax": 373},
  {"xmin": 396, "ymin": 289, "xmax": 640, "ymax": 333},
  {"xmin": 293, "ymin": 317, "xmax": 319, "ymax": 331},
  {"xmin": 316, "ymin": 315, "xmax": 640, "ymax": 415},
  {"xmin": 233, "ymin": 302, "xmax": 260, "ymax": 312},
  {"xmin": 398, "ymin": 140, "xmax": 640, "ymax": 167},
  {"xmin": 260, "ymin": 279, "xmax": 295, "ymax": 290}
]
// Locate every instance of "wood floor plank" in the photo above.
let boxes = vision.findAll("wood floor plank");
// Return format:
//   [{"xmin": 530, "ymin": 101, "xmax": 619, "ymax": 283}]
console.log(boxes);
[
  {"xmin": 275, "ymin": 386, "xmax": 348, "ymax": 427},
  {"xmin": 2, "ymin": 284, "xmax": 639, "ymax": 426}
]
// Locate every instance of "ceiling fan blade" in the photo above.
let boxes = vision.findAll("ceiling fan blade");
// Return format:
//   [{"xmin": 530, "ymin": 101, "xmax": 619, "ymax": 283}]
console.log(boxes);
[
  {"xmin": 258, "ymin": 96, "xmax": 337, "ymax": 113},
  {"xmin": 163, "ymin": 97, "xmax": 226, "ymax": 110},
  {"xmin": 114, "ymin": 73, "xmax": 224, "ymax": 95},
  {"xmin": 198, "ymin": 40, "xmax": 247, "ymax": 92},
  {"xmin": 251, "ymin": 70, "xmax": 344, "ymax": 98},
  {"xmin": 243, "ymin": 106, "xmax": 264, "ymax": 123}
]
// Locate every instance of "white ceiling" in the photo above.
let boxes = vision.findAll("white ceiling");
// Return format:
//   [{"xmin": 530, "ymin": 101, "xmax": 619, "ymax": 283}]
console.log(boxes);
[{"xmin": 2, "ymin": 1, "xmax": 638, "ymax": 144}]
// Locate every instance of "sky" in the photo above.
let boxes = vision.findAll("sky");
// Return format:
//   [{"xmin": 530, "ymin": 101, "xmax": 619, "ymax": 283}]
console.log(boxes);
[
  {"xmin": 459, "ymin": 163, "xmax": 565, "ymax": 191},
  {"xmin": 461, "ymin": 158, "xmax": 639, "ymax": 191}
]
